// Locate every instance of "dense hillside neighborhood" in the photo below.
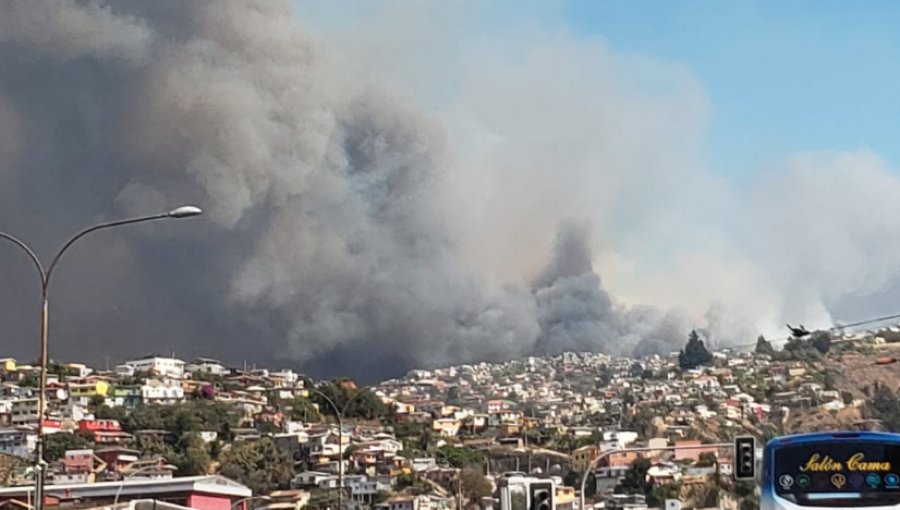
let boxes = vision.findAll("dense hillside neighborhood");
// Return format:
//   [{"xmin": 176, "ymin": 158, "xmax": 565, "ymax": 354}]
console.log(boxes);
[{"xmin": 2, "ymin": 328, "xmax": 900, "ymax": 510}]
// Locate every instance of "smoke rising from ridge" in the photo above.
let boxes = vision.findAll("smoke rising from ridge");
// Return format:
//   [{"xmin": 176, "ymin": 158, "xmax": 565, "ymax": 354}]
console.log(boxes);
[{"xmin": 2, "ymin": 1, "xmax": 900, "ymax": 380}]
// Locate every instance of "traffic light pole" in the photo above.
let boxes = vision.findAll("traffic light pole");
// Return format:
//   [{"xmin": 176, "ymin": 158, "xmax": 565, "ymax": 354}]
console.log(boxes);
[
  {"xmin": 733, "ymin": 436, "xmax": 757, "ymax": 480},
  {"xmin": 529, "ymin": 481, "xmax": 554, "ymax": 510},
  {"xmin": 578, "ymin": 442, "xmax": 735, "ymax": 510}
]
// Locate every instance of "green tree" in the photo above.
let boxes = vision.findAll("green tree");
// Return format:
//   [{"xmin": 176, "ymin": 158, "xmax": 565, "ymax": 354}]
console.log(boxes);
[
  {"xmin": 564, "ymin": 471, "xmax": 595, "ymax": 498},
  {"xmin": 754, "ymin": 335, "xmax": 775, "ymax": 356},
  {"xmin": 647, "ymin": 483, "xmax": 680, "ymax": 507},
  {"xmin": 869, "ymin": 385, "xmax": 900, "ymax": 429},
  {"xmin": 460, "ymin": 466, "xmax": 492, "ymax": 502},
  {"xmin": 392, "ymin": 421, "xmax": 426, "ymax": 439},
  {"xmin": 287, "ymin": 397, "xmax": 321, "ymax": 422},
  {"xmin": 122, "ymin": 404, "xmax": 167, "ymax": 431},
  {"xmin": 123, "ymin": 401, "xmax": 238, "ymax": 439},
  {"xmin": 256, "ymin": 421, "xmax": 281, "ymax": 435},
  {"xmin": 19, "ymin": 373, "xmax": 38, "ymax": 388},
  {"xmin": 374, "ymin": 491, "xmax": 392, "ymax": 505},
  {"xmin": 95, "ymin": 405, "xmax": 127, "ymax": 421},
  {"xmin": 696, "ymin": 452, "xmax": 716, "ymax": 467},
  {"xmin": 89, "ymin": 394, "xmax": 106, "ymax": 410},
  {"xmin": 343, "ymin": 444, "xmax": 360, "ymax": 461},
  {"xmin": 43, "ymin": 433, "xmax": 92, "ymax": 462},
  {"xmin": 618, "ymin": 457, "xmax": 651, "ymax": 494},
  {"xmin": 173, "ymin": 434, "xmax": 212, "ymax": 475},
  {"xmin": 435, "ymin": 446, "xmax": 485, "ymax": 469},
  {"xmin": 735, "ymin": 480, "xmax": 759, "ymax": 510},
  {"xmin": 123, "ymin": 401, "xmax": 239, "ymax": 470},
  {"xmin": 812, "ymin": 332, "xmax": 833, "ymax": 354},
  {"xmin": 218, "ymin": 437, "xmax": 292, "ymax": 494},
  {"xmin": 310, "ymin": 382, "xmax": 392, "ymax": 420},
  {"xmin": 47, "ymin": 362, "xmax": 77, "ymax": 378},
  {"xmin": 678, "ymin": 330, "xmax": 713, "ymax": 370},
  {"xmin": 740, "ymin": 498, "xmax": 759, "ymax": 510}
]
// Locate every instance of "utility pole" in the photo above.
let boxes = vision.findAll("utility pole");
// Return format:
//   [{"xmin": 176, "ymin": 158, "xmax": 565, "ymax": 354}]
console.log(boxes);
[{"xmin": 457, "ymin": 470, "xmax": 463, "ymax": 510}]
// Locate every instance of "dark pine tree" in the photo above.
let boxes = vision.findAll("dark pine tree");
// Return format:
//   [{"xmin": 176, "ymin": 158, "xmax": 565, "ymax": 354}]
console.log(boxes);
[
  {"xmin": 754, "ymin": 335, "xmax": 775, "ymax": 356},
  {"xmin": 678, "ymin": 330, "xmax": 713, "ymax": 370}
]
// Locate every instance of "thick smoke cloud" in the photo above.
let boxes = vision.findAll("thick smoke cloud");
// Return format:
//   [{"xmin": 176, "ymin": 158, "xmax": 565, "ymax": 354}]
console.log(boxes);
[
  {"xmin": 0, "ymin": 0, "xmax": 546, "ymax": 378},
  {"xmin": 3, "ymin": 1, "xmax": 900, "ymax": 381},
  {"xmin": 534, "ymin": 222, "xmax": 690, "ymax": 356}
]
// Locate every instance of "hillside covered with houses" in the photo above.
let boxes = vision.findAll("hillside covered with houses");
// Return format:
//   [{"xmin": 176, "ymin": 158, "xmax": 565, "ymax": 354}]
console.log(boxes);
[{"xmin": 2, "ymin": 328, "xmax": 900, "ymax": 510}]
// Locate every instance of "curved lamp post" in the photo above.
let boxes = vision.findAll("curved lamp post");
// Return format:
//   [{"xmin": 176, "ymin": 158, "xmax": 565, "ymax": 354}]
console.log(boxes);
[
  {"xmin": 230, "ymin": 495, "xmax": 271, "ymax": 510},
  {"xmin": 112, "ymin": 463, "xmax": 174, "ymax": 507},
  {"xmin": 0, "ymin": 206, "xmax": 203, "ymax": 510}
]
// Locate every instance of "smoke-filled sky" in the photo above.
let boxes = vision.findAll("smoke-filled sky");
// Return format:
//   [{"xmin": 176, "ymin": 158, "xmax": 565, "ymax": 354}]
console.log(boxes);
[{"xmin": 3, "ymin": 1, "xmax": 900, "ymax": 381}]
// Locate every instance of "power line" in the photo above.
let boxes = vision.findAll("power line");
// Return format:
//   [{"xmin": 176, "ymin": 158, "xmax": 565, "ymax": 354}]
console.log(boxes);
[
  {"xmin": 835, "ymin": 311, "xmax": 900, "ymax": 329},
  {"xmin": 727, "ymin": 310, "xmax": 900, "ymax": 350}
]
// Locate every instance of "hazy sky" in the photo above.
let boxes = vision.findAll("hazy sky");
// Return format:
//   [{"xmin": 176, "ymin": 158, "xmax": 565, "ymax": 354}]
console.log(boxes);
[{"xmin": 298, "ymin": 0, "xmax": 900, "ymax": 176}]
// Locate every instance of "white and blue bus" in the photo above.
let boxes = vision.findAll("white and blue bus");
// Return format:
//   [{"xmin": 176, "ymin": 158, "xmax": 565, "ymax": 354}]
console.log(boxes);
[{"xmin": 762, "ymin": 431, "xmax": 900, "ymax": 509}]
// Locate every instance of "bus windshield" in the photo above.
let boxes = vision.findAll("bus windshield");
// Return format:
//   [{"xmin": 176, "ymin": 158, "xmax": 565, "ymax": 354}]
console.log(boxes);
[{"xmin": 774, "ymin": 441, "xmax": 900, "ymax": 507}]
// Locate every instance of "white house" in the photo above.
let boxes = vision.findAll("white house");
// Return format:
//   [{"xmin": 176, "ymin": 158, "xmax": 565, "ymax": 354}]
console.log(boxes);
[
  {"xmin": 115, "ymin": 365, "xmax": 135, "ymax": 378},
  {"xmin": 197, "ymin": 431, "xmax": 218, "ymax": 443},
  {"xmin": 125, "ymin": 356, "xmax": 185, "ymax": 378},
  {"xmin": 601, "ymin": 430, "xmax": 638, "ymax": 451},
  {"xmin": 10, "ymin": 398, "xmax": 38, "ymax": 426},
  {"xmin": 268, "ymin": 369, "xmax": 299, "ymax": 385},
  {"xmin": 185, "ymin": 358, "xmax": 229, "ymax": 377},
  {"xmin": 291, "ymin": 471, "xmax": 335, "ymax": 488},
  {"xmin": 0, "ymin": 427, "xmax": 36, "ymax": 457},
  {"xmin": 141, "ymin": 379, "xmax": 185, "ymax": 404},
  {"xmin": 349, "ymin": 477, "xmax": 392, "ymax": 499}
]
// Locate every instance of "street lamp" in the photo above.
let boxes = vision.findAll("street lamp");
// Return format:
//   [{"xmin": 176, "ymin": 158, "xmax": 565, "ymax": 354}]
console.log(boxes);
[
  {"xmin": 230, "ymin": 495, "xmax": 271, "ymax": 510},
  {"xmin": 112, "ymin": 463, "xmax": 173, "ymax": 507},
  {"xmin": 0, "ymin": 206, "xmax": 203, "ymax": 510},
  {"xmin": 303, "ymin": 383, "xmax": 386, "ymax": 510}
]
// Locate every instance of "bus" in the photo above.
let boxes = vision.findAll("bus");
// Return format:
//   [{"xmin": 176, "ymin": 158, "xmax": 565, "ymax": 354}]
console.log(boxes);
[{"xmin": 762, "ymin": 431, "xmax": 900, "ymax": 509}]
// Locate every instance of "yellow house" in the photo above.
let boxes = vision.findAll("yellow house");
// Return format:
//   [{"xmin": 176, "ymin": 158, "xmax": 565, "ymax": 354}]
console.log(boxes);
[
  {"xmin": 431, "ymin": 418, "xmax": 461, "ymax": 437},
  {"xmin": 437, "ymin": 405, "xmax": 460, "ymax": 418},
  {"xmin": 0, "ymin": 358, "xmax": 16, "ymax": 372},
  {"xmin": 500, "ymin": 423, "xmax": 522, "ymax": 436},
  {"xmin": 69, "ymin": 381, "xmax": 111, "ymax": 398},
  {"xmin": 395, "ymin": 402, "xmax": 416, "ymax": 414},
  {"xmin": 65, "ymin": 363, "xmax": 92, "ymax": 378},
  {"xmin": 572, "ymin": 445, "xmax": 598, "ymax": 472},
  {"xmin": 555, "ymin": 486, "xmax": 576, "ymax": 510},
  {"xmin": 390, "ymin": 456, "xmax": 413, "ymax": 475}
]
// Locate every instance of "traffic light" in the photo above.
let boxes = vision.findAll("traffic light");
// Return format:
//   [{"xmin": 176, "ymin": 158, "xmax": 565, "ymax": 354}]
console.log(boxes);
[
  {"xmin": 734, "ymin": 436, "xmax": 756, "ymax": 480},
  {"xmin": 528, "ymin": 481, "xmax": 554, "ymax": 510}
]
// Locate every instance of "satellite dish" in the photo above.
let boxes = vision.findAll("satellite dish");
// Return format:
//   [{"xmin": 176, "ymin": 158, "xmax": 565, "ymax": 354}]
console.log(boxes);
[{"xmin": 56, "ymin": 389, "xmax": 67, "ymax": 400}]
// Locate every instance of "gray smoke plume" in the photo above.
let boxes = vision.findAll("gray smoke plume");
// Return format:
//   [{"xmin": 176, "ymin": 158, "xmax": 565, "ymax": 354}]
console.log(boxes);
[
  {"xmin": 534, "ymin": 222, "xmax": 690, "ymax": 356},
  {"xmin": 0, "ymin": 0, "xmax": 544, "ymax": 379},
  {"xmin": 4, "ymin": 0, "xmax": 897, "ymax": 381},
  {"xmin": 0, "ymin": 0, "xmax": 695, "ymax": 379}
]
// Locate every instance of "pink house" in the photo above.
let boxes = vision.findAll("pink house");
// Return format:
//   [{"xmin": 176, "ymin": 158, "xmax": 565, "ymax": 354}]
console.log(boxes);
[
  {"xmin": 674, "ymin": 440, "xmax": 718, "ymax": 462},
  {"xmin": 0, "ymin": 475, "xmax": 250, "ymax": 510}
]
